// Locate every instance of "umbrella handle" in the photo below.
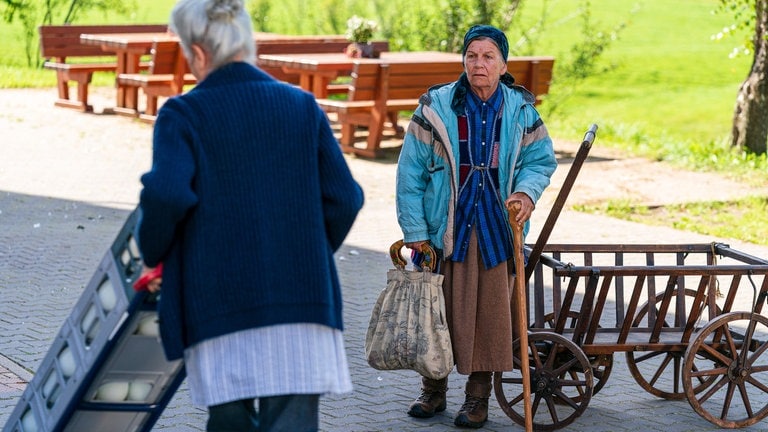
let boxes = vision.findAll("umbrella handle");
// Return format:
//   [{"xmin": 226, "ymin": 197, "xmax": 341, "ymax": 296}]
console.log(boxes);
[
  {"xmin": 389, "ymin": 239, "xmax": 437, "ymax": 272},
  {"xmin": 507, "ymin": 200, "xmax": 533, "ymax": 432},
  {"xmin": 133, "ymin": 263, "xmax": 163, "ymax": 292}
]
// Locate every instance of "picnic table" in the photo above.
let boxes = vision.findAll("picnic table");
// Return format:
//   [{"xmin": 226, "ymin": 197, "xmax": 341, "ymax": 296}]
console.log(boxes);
[
  {"xmin": 38, "ymin": 24, "xmax": 168, "ymax": 112},
  {"xmin": 76, "ymin": 31, "xmax": 351, "ymax": 115}
]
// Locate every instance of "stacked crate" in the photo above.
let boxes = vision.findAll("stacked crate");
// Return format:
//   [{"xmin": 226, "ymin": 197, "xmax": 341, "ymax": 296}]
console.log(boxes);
[{"xmin": 3, "ymin": 209, "xmax": 185, "ymax": 432}]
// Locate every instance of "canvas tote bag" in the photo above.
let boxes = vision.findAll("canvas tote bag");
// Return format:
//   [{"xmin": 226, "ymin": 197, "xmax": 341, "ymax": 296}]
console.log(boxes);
[{"xmin": 364, "ymin": 240, "xmax": 454, "ymax": 380}]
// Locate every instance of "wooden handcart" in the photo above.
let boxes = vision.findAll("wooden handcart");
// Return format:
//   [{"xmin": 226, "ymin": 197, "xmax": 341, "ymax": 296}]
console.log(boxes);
[
  {"xmin": 496, "ymin": 127, "xmax": 768, "ymax": 430},
  {"xmin": 495, "ymin": 242, "xmax": 768, "ymax": 430}
]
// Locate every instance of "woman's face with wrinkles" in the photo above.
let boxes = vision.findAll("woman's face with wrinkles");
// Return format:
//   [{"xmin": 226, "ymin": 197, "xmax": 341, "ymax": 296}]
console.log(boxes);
[{"xmin": 463, "ymin": 38, "xmax": 507, "ymax": 101}]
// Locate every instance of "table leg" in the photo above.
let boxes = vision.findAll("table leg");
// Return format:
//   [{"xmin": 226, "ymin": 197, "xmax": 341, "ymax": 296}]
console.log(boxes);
[
  {"xmin": 114, "ymin": 51, "xmax": 143, "ymax": 116},
  {"xmin": 115, "ymin": 52, "xmax": 128, "ymax": 109},
  {"xmin": 298, "ymin": 73, "xmax": 312, "ymax": 93},
  {"xmin": 311, "ymin": 77, "xmax": 331, "ymax": 98}
]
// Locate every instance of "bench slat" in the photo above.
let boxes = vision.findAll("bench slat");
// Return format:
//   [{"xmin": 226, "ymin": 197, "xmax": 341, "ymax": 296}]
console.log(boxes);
[{"xmin": 43, "ymin": 62, "xmax": 117, "ymax": 72}]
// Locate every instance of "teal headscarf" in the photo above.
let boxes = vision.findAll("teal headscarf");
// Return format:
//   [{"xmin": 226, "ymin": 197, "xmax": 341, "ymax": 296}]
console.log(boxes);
[{"xmin": 462, "ymin": 24, "xmax": 509, "ymax": 62}]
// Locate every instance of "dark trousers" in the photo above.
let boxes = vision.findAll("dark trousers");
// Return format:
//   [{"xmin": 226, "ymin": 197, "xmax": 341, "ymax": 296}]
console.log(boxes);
[{"xmin": 207, "ymin": 394, "xmax": 320, "ymax": 432}]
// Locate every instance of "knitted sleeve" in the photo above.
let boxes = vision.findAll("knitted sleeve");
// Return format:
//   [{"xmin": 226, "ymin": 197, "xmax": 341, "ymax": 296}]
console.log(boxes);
[{"xmin": 137, "ymin": 104, "xmax": 199, "ymax": 267}]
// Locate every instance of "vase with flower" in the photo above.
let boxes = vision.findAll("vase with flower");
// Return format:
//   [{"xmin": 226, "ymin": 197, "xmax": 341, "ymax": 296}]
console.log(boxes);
[{"xmin": 344, "ymin": 15, "xmax": 379, "ymax": 58}]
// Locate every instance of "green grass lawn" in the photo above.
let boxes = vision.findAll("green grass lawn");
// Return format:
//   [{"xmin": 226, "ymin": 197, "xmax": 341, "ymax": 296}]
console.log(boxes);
[
  {"xmin": 517, "ymin": 0, "xmax": 752, "ymax": 147},
  {"xmin": 0, "ymin": 0, "xmax": 177, "ymax": 87}
]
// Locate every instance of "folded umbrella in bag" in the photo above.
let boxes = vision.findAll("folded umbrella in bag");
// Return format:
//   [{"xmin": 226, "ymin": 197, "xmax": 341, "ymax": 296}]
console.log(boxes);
[{"xmin": 364, "ymin": 240, "xmax": 454, "ymax": 380}]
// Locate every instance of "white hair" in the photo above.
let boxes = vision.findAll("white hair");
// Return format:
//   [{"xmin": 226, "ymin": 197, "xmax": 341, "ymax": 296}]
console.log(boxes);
[{"xmin": 170, "ymin": 0, "xmax": 255, "ymax": 70}]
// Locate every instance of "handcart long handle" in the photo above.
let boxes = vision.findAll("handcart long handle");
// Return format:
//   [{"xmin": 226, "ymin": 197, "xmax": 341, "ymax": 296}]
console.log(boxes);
[
  {"xmin": 508, "ymin": 200, "xmax": 533, "ymax": 432},
  {"xmin": 524, "ymin": 124, "xmax": 598, "ymax": 280}
]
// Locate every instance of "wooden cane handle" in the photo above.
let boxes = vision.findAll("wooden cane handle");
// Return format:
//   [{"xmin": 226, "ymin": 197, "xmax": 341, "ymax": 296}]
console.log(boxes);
[{"xmin": 507, "ymin": 200, "xmax": 524, "ymax": 235}]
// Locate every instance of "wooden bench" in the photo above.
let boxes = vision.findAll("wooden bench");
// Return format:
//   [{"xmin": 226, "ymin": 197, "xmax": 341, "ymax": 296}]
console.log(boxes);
[
  {"xmin": 116, "ymin": 40, "xmax": 197, "ymax": 123},
  {"xmin": 506, "ymin": 56, "xmax": 555, "ymax": 105},
  {"xmin": 256, "ymin": 39, "xmax": 389, "ymax": 92},
  {"xmin": 315, "ymin": 56, "xmax": 555, "ymax": 158},
  {"xmin": 38, "ymin": 24, "xmax": 168, "ymax": 112},
  {"xmin": 316, "ymin": 61, "xmax": 462, "ymax": 158}
]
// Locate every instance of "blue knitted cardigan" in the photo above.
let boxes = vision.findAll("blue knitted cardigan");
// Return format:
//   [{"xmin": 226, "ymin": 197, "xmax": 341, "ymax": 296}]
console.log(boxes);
[{"xmin": 137, "ymin": 62, "xmax": 364, "ymax": 360}]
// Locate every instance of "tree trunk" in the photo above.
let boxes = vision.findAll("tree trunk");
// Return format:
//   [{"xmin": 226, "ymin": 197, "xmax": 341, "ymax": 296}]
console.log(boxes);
[{"xmin": 731, "ymin": 0, "xmax": 768, "ymax": 154}]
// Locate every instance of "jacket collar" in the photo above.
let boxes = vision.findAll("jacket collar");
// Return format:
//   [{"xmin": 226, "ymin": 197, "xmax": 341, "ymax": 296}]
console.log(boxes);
[
  {"xmin": 195, "ymin": 61, "xmax": 274, "ymax": 89},
  {"xmin": 450, "ymin": 72, "xmax": 529, "ymax": 115}
]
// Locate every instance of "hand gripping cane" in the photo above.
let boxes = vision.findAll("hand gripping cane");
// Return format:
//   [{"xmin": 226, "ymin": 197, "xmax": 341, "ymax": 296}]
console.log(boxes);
[{"xmin": 507, "ymin": 200, "xmax": 533, "ymax": 432}]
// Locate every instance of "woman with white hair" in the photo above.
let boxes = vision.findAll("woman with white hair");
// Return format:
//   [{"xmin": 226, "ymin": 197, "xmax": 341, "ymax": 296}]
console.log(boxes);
[{"xmin": 135, "ymin": 0, "xmax": 364, "ymax": 430}]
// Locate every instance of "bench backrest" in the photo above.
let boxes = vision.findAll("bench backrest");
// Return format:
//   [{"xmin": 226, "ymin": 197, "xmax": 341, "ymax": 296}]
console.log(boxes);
[
  {"xmin": 347, "ymin": 61, "xmax": 464, "ymax": 103},
  {"xmin": 385, "ymin": 62, "xmax": 464, "ymax": 101},
  {"xmin": 147, "ymin": 39, "xmax": 192, "ymax": 93},
  {"xmin": 506, "ymin": 56, "xmax": 555, "ymax": 104},
  {"xmin": 39, "ymin": 24, "xmax": 168, "ymax": 60},
  {"xmin": 148, "ymin": 40, "xmax": 183, "ymax": 74},
  {"xmin": 347, "ymin": 56, "xmax": 554, "ymax": 105},
  {"xmin": 149, "ymin": 40, "xmax": 188, "ymax": 74}
]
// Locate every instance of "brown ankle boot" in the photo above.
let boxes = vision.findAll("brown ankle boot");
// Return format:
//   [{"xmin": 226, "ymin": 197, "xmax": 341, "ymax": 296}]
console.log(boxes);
[
  {"xmin": 407, "ymin": 377, "xmax": 448, "ymax": 418},
  {"xmin": 454, "ymin": 374, "xmax": 492, "ymax": 428}
]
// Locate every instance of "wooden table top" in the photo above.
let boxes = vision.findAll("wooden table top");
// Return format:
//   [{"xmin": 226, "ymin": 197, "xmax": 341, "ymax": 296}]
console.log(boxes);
[
  {"xmin": 79, "ymin": 32, "xmax": 349, "ymax": 50},
  {"xmin": 257, "ymin": 51, "xmax": 463, "ymax": 72},
  {"xmin": 79, "ymin": 32, "xmax": 175, "ymax": 51}
]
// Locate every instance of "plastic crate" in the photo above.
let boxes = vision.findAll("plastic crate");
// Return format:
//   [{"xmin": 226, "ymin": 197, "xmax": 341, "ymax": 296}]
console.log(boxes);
[{"xmin": 3, "ymin": 209, "xmax": 185, "ymax": 432}]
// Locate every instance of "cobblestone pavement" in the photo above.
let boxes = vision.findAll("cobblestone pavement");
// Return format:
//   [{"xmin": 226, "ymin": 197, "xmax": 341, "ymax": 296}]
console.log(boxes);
[{"xmin": 2, "ymin": 88, "xmax": 768, "ymax": 431}]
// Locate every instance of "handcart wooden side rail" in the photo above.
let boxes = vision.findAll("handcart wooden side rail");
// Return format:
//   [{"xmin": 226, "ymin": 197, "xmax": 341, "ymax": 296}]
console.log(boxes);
[{"xmin": 493, "ymin": 241, "xmax": 768, "ymax": 430}]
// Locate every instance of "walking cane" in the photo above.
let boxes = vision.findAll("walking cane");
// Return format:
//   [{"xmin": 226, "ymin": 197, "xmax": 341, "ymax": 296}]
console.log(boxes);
[{"xmin": 507, "ymin": 200, "xmax": 533, "ymax": 432}]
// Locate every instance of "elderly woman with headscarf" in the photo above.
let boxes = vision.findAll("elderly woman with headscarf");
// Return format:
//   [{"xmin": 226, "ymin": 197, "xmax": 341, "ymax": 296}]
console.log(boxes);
[{"xmin": 395, "ymin": 24, "xmax": 557, "ymax": 428}]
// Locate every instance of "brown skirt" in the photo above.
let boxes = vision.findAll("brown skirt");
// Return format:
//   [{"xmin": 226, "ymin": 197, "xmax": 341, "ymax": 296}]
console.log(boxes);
[{"xmin": 442, "ymin": 230, "xmax": 517, "ymax": 374}]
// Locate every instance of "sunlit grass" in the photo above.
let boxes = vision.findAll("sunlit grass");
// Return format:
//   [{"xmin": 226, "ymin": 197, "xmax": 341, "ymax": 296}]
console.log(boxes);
[{"xmin": 575, "ymin": 196, "xmax": 768, "ymax": 245}]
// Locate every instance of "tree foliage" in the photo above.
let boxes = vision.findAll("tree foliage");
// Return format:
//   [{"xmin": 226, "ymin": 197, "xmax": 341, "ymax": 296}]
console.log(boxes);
[{"xmin": 2, "ymin": 0, "xmax": 137, "ymax": 67}]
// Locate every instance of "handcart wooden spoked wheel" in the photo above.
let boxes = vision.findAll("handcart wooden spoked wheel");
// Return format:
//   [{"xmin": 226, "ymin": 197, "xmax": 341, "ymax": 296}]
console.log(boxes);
[
  {"xmin": 683, "ymin": 311, "xmax": 768, "ymax": 428},
  {"xmin": 538, "ymin": 311, "xmax": 613, "ymax": 399},
  {"xmin": 493, "ymin": 331, "xmax": 594, "ymax": 431},
  {"xmin": 626, "ymin": 288, "xmax": 721, "ymax": 400}
]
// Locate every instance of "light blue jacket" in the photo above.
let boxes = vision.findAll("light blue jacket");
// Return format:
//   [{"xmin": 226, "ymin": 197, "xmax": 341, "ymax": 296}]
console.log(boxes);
[{"xmin": 396, "ymin": 78, "xmax": 557, "ymax": 258}]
